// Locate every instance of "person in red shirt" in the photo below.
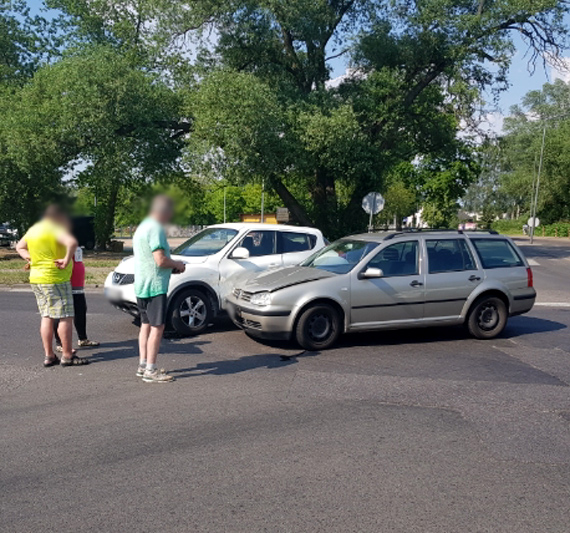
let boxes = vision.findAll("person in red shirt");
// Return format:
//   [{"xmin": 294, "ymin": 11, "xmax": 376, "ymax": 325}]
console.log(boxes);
[{"xmin": 54, "ymin": 244, "xmax": 99, "ymax": 350}]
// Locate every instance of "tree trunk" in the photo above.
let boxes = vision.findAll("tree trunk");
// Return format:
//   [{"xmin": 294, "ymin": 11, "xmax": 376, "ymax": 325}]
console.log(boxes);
[
  {"xmin": 95, "ymin": 181, "xmax": 120, "ymax": 249},
  {"xmin": 311, "ymin": 167, "xmax": 338, "ymax": 236},
  {"xmin": 270, "ymin": 177, "xmax": 314, "ymax": 227}
]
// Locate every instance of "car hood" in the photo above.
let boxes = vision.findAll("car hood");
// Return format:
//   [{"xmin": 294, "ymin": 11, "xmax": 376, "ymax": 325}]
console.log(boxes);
[
  {"xmin": 114, "ymin": 254, "xmax": 208, "ymax": 274},
  {"xmin": 241, "ymin": 266, "xmax": 335, "ymax": 293}
]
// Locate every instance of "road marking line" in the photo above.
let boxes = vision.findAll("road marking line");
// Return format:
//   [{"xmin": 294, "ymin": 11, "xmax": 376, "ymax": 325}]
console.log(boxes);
[
  {"xmin": 535, "ymin": 302, "xmax": 570, "ymax": 308},
  {"xmin": 527, "ymin": 258, "xmax": 540, "ymax": 266}
]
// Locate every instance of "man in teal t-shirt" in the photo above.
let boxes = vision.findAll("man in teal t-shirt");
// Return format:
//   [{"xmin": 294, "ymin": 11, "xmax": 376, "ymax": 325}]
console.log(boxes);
[{"xmin": 133, "ymin": 195, "xmax": 185, "ymax": 383}]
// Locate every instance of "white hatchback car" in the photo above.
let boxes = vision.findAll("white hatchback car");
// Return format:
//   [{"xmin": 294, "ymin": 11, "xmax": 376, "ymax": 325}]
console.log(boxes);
[{"xmin": 104, "ymin": 223, "xmax": 326, "ymax": 335}]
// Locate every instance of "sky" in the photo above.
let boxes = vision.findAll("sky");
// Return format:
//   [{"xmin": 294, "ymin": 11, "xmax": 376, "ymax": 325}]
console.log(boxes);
[{"xmin": 27, "ymin": 0, "xmax": 570, "ymax": 135}]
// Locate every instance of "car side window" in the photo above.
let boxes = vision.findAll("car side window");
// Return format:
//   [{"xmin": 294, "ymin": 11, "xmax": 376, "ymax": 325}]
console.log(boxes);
[
  {"xmin": 280, "ymin": 232, "xmax": 315, "ymax": 253},
  {"xmin": 426, "ymin": 239, "xmax": 476, "ymax": 273},
  {"xmin": 238, "ymin": 231, "xmax": 277, "ymax": 257},
  {"xmin": 471, "ymin": 238, "xmax": 524, "ymax": 269},
  {"xmin": 368, "ymin": 241, "xmax": 419, "ymax": 277}
]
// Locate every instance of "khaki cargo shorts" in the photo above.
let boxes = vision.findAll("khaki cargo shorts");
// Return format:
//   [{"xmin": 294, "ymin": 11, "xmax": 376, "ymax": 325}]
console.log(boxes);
[{"xmin": 32, "ymin": 282, "xmax": 75, "ymax": 319}]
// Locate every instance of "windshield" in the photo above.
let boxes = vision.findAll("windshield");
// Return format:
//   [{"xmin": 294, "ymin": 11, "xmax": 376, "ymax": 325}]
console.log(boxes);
[
  {"xmin": 173, "ymin": 228, "xmax": 238, "ymax": 257},
  {"xmin": 301, "ymin": 239, "xmax": 378, "ymax": 274}
]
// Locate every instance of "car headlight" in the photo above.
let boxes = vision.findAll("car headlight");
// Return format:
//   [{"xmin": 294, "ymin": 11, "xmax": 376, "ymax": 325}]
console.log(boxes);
[{"xmin": 250, "ymin": 292, "xmax": 272, "ymax": 306}]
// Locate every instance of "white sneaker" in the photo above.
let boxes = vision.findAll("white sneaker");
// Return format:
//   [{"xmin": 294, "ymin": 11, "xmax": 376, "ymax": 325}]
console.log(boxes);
[{"xmin": 142, "ymin": 368, "xmax": 174, "ymax": 383}]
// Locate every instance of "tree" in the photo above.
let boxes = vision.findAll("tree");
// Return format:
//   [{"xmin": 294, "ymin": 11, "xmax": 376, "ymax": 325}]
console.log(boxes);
[
  {"xmin": 2, "ymin": 46, "xmax": 187, "ymax": 246},
  {"xmin": 0, "ymin": 0, "xmax": 68, "ymax": 231},
  {"xmin": 3, "ymin": 0, "xmax": 569, "ymax": 238},
  {"xmin": 501, "ymin": 79, "xmax": 570, "ymax": 223},
  {"xmin": 159, "ymin": 0, "xmax": 567, "ymax": 235}
]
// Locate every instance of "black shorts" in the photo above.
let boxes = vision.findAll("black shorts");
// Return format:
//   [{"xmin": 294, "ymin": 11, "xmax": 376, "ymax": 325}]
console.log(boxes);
[{"xmin": 137, "ymin": 294, "xmax": 167, "ymax": 327}]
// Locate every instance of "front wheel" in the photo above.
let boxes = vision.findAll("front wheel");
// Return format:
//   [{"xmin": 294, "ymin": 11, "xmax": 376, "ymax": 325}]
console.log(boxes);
[
  {"xmin": 295, "ymin": 304, "xmax": 341, "ymax": 351},
  {"xmin": 467, "ymin": 296, "xmax": 508, "ymax": 339},
  {"xmin": 170, "ymin": 288, "xmax": 212, "ymax": 336}
]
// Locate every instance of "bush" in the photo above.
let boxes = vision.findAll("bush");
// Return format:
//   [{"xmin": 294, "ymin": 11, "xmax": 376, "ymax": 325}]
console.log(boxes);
[
  {"xmin": 542, "ymin": 222, "xmax": 570, "ymax": 237},
  {"xmin": 491, "ymin": 218, "xmax": 570, "ymax": 237},
  {"xmin": 491, "ymin": 218, "xmax": 526, "ymax": 235}
]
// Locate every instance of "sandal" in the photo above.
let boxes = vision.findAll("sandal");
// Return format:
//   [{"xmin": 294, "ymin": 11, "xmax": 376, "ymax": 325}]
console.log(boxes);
[
  {"xmin": 56, "ymin": 346, "xmax": 77, "ymax": 356},
  {"xmin": 78, "ymin": 339, "xmax": 100, "ymax": 347},
  {"xmin": 61, "ymin": 355, "xmax": 90, "ymax": 366},
  {"xmin": 44, "ymin": 356, "xmax": 60, "ymax": 368}
]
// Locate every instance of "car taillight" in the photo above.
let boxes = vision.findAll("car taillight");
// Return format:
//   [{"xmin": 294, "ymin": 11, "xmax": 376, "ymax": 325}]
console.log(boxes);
[{"xmin": 527, "ymin": 267, "xmax": 533, "ymax": 288}]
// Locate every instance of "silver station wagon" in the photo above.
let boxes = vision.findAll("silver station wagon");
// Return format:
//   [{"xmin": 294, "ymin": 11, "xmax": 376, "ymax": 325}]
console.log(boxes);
[{"xmin": 226, "ymin": 230, "xmax": 536, "ymax": 350}]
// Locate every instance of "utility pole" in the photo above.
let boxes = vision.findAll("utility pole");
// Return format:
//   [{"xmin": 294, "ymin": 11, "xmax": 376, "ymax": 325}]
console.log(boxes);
[
  {"xmin": 528, "ymin": 111, "xmax": 570, "ymax": 244},
  {"xmin": 223, "ymin": 187, "xmax": 227, "ymax": 223},
  {"xmin": 530, "ymin": 124, "xmax": 546, "ymax": 245},
  {"xmin": 260, "ymin": 179, "xmax": 265, "ymax": 223}
]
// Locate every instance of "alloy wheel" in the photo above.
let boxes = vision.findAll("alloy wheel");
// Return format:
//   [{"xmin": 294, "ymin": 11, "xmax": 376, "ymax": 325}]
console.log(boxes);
[{"xmin": 179, "ymin": 296, "xmax": 207, "ymax": 328}]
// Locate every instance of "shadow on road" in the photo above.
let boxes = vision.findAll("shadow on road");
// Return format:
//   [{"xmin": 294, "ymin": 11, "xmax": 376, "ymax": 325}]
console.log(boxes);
[
  {"xmin": 331, "ymin": 315, "xmax": 567, "ymax": 349},
  {"xmin": 87, "ymin": 338, "xmax": 211, "ymax": 363},
  {"xmin": 504, "ymin": 315, "xmax": 567, "ymax": 337},
  {"xmin": 170, "ymin": 350, "xmax": 316, "ymax": 379}
]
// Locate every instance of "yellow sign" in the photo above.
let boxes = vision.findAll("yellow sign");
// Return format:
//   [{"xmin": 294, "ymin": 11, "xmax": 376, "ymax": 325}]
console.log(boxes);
[{"xmin": 240, "ymin": 214, "xmax": 279, "ymax": 224}]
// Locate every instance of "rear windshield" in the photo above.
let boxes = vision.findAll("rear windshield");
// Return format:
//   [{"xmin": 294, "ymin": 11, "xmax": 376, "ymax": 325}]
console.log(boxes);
[{"xmin": 470, "ymin": 238, "xmax": 524, "ymax": 269}]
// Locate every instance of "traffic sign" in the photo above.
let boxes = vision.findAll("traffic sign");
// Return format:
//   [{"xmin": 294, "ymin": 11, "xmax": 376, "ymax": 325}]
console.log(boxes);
[
  {"xmin": 362, "ymin": 192, "xmax": 385, "ymax": 232},
  {"xmin": 276, "ymin": 207, "xmax": 290, "ymax": 223},
  {"xmin": 527, "ymin": 217, "xmax": 540, "ymax": 228},
  {"xmin": 362, "ymin": 192, "xmax": 385, "ymax": 215}
]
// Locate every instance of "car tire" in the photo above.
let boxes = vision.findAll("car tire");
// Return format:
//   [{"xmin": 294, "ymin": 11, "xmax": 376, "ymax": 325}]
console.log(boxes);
[
  {"xmin": 467, "ymin": 295, "xmax": 508, "ymax": 339},
  {"xmin": 295, "ymin": 304, "xmax": 341, "ymax": 351},
  {"xmin": 170, "ymin": 288, "xmax": 212, "ymax": 336}
]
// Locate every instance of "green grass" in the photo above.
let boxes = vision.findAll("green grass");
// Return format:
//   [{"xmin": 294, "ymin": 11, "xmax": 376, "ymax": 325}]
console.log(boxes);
[
  {"xmin": 0, "ymin": 268, "xmax": 110, "ymax": 286},
  {"xmin": 0, "ymin": 259, "xmax": 27, "ymax": 269},
  {"xmin": 0, "ymin": 257, "xmax": 123, "ymax": 270},
  {"xmin": 83, "ymin": 259, "xmax": 122, "ymax": 269},
  {"xmin": 0, "ymin": 270, "xmax": 30, "ymax": 285},
  {"xmin": 0, "ymin": 248, "xmax": 123, "ymax": 286}
]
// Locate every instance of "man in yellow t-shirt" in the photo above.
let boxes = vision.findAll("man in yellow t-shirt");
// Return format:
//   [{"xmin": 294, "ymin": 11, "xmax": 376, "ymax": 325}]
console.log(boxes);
[{"xmin": 16, "ymin": 205, "xmax": 90, "ymax": 367}]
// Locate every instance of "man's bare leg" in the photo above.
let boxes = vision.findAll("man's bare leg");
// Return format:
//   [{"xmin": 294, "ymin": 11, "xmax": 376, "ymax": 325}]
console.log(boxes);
[
  {"xmin": 57, "ymin": 317, "xmax": 74, "ymax": 360},
  {"xmin": 40, "ymin": 317, "xmax": 56, "ymax": 360},
  {"xmin": 146, "ymin": 325, "xmax": 165, "ymax": 366},
  {"xmin": 139, "ymin": 322, "xmax": 151, "ymax": 365},
  {"xmin": 142, "ymin": 324, "xmax": 172, "ymax": 382}
]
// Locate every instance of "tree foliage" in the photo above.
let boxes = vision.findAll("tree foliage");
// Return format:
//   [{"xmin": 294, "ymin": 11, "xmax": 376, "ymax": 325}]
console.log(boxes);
[
  {"xmin": 499, "ymin": 79, "xmax": 570, "ymax": 223},
  {"xmin": 1, "ymin": 0, "xmax": 569, "ymax": 240},
  {"xmin": 2, "ymin": 46, "xmax": 186, "ymax": 244}
]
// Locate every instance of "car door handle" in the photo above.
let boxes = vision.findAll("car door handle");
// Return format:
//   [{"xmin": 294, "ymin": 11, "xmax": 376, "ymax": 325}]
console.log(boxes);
[
  {"xmin": 410, "ymin": 280, "xmax": 423, "ymax": 287},
  {"xmin": 468, "ymin": 275, "xmax": 481, "ymax": 282}
]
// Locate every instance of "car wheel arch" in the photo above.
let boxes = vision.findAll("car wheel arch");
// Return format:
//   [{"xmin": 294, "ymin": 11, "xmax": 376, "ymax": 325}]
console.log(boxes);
[
  {"xmin": 167, "ymin": 282, "xmax": 220, "ymax": 318},
  {"xmin": 292, "ymin": 298, "xmax": 347, "ymax": 334},
  {"xmin": 463, "ymin": 289, "xmax": 510, "ymax": 321}
]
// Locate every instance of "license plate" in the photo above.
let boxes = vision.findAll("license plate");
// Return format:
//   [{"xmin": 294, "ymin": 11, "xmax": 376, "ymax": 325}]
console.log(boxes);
[{"xmin": 105, "ymin": 288, "xmax": 123, "ymax": 302}]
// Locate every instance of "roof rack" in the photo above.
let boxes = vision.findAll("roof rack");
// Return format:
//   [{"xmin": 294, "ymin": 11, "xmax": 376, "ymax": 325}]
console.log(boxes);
[{"xmin": 383, "ymin": 228, "xmax": 498, "ymax": 240}]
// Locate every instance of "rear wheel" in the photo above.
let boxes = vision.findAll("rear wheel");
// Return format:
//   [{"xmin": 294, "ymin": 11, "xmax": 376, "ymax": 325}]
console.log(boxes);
[
  {"xmin": 467, "ymin": 295, "xmax": 508, "ymax": 339},
  {"xmin": 170, "ymin": 288, "xmax": 212, "ymax": 336},
  {"xmin": 295, "ymin": 304, "xmax": 341, "ymax": 351}
]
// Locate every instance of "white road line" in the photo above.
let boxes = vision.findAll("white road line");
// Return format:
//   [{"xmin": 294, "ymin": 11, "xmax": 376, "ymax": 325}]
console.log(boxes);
[
  {"xmin": 527, "ymin": 258, "xmax": 540, "ymax": 266},
  {"xmin": 534, "ymin": 302, "xmax": 570, "ymax": 308}
]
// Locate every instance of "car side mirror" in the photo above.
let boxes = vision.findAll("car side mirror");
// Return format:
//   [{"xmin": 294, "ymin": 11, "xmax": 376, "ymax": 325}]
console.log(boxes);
[
  {"xmin": 361, "ymin": 267, "xmax": 383, "ymax": 279},
  {"xmin": 231, "ymin": 246, "xmax": 250, "ymax": 260}
]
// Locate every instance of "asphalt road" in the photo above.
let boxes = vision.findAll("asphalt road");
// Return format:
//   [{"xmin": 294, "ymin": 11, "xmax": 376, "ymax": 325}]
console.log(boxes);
[{"xmin": 1, "ymin": 239, "xmax": 570, "ymax": 532}]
